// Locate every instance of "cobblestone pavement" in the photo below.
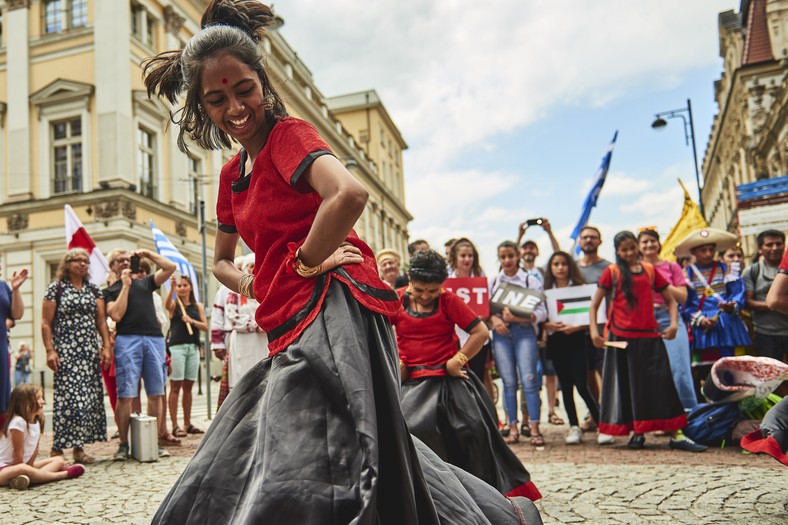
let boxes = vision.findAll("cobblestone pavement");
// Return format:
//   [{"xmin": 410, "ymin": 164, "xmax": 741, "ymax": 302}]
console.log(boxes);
[{"xmin": 2, "ymin": 391, "xmax": 786, "ymax": 524}]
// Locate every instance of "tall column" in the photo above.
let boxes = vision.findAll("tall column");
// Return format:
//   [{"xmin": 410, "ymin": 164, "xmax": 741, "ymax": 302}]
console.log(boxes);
[
  {"xmin": 6, "ymin": 0, "xmax": 31, "ymax": 200},
  {"xmin": 164, "ymin": 6, "xmax": 188, "ymax": 211},
  {"xmin": 94, "ymin": 1, "xmax": 133, "ymax": 188}
]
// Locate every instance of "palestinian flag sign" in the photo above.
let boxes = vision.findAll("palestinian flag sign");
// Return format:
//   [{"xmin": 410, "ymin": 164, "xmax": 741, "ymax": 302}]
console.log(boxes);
[{"xmin": 545, "ymin": 284, "xmax": 607, "ymax": 326}]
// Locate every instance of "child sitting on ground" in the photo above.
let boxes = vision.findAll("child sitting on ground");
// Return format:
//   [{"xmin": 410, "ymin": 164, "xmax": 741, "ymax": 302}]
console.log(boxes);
[{"xmin": 0, "ymin": 384, "xmax": 84, "ymax": 490}]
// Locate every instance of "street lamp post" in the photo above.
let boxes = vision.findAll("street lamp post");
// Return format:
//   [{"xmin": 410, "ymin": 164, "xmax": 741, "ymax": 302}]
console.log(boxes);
[{"xmin": 651, "ymin": 98, "xmax": 704, "ymax": 218}]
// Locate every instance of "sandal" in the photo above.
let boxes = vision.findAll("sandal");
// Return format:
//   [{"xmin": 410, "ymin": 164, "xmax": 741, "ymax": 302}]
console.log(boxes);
[
  {"xmin": 548, "ymin": 412, "xmax": 565, "ymax": 425},
  {"xmin": 519, "ymin": 422, "xmax": 531, "ymax": 438},
  {"xmin": 172, "ymin": 426, "xmax": 187, "ymax": 438},
  {"xmin": 159, "ymin": 433, "xmax": 182, "ymax": 446},
  {"xmin": 185, "ymin": 425, "xmax": 205, "ymax": 435},
  {"xmin": 504, "ymin": 425, "xmax": 520, "ymax": 444},
  {"xmin": 530, "ymin": 434, "xmax": 545, "ymax": 446},
  {"xmin": 73, "ymin": 449, "xmax": 95, "ymax": 465},
  {"xmin": 580, "ymin": 417, "xmax": 598, "ymax": 433}
]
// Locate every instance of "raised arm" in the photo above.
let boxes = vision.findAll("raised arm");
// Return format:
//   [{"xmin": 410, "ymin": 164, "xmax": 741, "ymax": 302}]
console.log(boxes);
[{"xmin": 139, "ymin": 249, "xmax": 177, "ymax": 287}]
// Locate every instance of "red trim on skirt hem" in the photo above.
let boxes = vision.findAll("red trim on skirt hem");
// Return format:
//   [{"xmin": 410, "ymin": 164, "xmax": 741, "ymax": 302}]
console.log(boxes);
[
  {"xmin": 599, "ymin": 413, "xmax": 687, "ymax": 436},
  {"xmin": 741, "ymin": 430, "xmax": 788, "ymax": 466},
  {"xmin": 505, "ymin": 481, "xmax": 542, "ymax": 501}
]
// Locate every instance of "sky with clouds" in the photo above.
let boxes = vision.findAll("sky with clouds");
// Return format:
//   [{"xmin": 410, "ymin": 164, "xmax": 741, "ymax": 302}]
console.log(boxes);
[{"xmin": 274, "ymin": 0, "xmax": 739, "ymax": 272}]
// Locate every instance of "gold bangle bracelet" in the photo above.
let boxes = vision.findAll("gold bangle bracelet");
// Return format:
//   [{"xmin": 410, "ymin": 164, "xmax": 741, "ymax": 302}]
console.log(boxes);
[
  {"xmin": 294, "ymin": 247, "xmax": 322, "ymax": 278},
  {"xmin": 238, "ymin": 273, "xmax": 254, "ymax": 299},
  {"xmin": 454, "ymin": 352, "xmax": 469, "ymax": 366}
]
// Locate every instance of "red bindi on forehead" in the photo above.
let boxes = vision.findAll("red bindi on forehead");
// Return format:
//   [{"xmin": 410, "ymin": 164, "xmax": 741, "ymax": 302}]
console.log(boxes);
[{"xmin": 222, "ymin": 78, "xmax": 228, "ymax": 84}]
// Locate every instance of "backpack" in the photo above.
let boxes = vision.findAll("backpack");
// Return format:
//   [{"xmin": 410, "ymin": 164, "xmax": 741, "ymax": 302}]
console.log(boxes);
[{"xmin": 682, "ymin": 402, "xmax": 743, "ymax": 446}]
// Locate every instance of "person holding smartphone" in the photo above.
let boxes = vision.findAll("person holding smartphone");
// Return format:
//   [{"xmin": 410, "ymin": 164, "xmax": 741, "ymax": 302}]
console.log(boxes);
[{"xmin": 103, "ymin": 249, "xmax": 176, "ymax": 461}]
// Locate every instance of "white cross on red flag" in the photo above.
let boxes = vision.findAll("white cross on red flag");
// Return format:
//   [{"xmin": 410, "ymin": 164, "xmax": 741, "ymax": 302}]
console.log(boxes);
[{"xmin": 65, "ymin": 205, "xmax": 110, "ymax": 285}]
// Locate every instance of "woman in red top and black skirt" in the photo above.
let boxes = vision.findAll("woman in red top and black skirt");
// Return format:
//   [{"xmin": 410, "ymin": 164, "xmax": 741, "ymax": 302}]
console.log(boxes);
[
  {"xmin": 143, "ymin": 1, "xmax": 542, "ymax": 524},
  {"xmin": 393, "ymin": 250, "xmax": 540, "ymax": 501},
  {"xmin": 589, "ymin": 231, "xmax": 688, "ymax": 449}
]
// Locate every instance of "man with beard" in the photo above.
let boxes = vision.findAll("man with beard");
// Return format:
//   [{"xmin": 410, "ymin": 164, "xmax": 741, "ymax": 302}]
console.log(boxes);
[
  {"xmin": 744, "ymin": 230, "xmax": 788, "ymax": 364},
  {"xmin": 574, "ymin": 226, "xmax": 612, "ymax": 440}
]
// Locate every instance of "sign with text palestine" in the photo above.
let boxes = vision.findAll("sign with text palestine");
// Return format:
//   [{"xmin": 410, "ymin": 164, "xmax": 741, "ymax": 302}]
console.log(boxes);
[{"xmin": 442, "ymin": 277, "xmax": 490, "ymax": 317}]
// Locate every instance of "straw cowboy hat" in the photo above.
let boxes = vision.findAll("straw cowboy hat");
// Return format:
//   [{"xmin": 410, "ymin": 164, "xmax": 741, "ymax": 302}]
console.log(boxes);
[
  {"xmin": 673, "ymin": 227, "xmax": 738, "ymax": 258},
  {"xmin": 375, "ymin": 248, "xmax": 401, "ymax": 265}
]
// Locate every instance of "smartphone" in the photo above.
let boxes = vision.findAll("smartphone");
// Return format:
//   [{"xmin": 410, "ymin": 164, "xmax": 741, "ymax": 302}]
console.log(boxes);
[
  {"xmin": 525, "ymin": 218, "xmax": 544, "ymax": 227},
  {"xmin": 130, "ymin": 254, "xmax": 141, "ymax": 274}
]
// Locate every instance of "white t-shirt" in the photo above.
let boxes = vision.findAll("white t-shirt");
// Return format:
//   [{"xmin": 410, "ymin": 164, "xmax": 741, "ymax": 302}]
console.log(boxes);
[{"xmin": 0, "ymin": 416, "xmax": 40, "ymax": 467}]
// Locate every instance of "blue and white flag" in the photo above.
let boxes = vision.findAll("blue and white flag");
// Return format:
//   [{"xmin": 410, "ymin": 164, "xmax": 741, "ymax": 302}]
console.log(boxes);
[
  {"xmin": 570, "ymin": 131, "xmax": 618, "ymax": 257},
  {"xmin": 149, "ymin": 219, "xmax": 200, "ymax": 301}
]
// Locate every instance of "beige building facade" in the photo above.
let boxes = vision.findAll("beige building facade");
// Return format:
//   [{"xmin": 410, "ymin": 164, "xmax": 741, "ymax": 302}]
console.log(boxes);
[
  {"xmin": 0, "ymin": 0, "xmax": 410, "ymax": 377},
  {"xmin": 704, "ymin": 0, "xmax": 788, "ymax": 255}
]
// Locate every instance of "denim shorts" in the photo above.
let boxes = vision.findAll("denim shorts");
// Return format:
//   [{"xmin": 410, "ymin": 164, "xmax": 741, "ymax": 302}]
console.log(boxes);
[{"xmin": 114, "ymin": 335, "xmax": 167, "ymax": 398}]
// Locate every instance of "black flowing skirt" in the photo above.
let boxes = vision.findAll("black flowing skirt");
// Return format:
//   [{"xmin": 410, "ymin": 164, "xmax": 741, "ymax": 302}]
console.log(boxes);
[
  {"xmin": 598, "ymin": 335, "xmax": 688, "ymax": 436},
  {"xmin": 401, "ymin": 373, "xmax": 540, "ymax": 500},
  {"xmin": 153, "ymin": 280, "xmax": 542, "ymax": 524}
]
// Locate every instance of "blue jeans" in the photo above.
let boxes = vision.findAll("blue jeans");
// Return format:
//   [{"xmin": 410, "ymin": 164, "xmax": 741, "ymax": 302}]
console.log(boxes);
[
  {"xmin": 492, "ymin": 323, "xmax": 541, "ymax": 424},
  {"xmin": 14, "ymin": 370, "xmax": 30, "ymax": 387},
  {"xmin": 655, "ymin": 308, "xmax": 697, "ymax": 411}
]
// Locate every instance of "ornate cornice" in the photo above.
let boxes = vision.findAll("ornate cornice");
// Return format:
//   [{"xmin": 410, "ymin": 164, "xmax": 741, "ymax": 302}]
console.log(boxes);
[
  {"xmin": 8, "ymin": 0, "xmax": 30, "ymax": 11},
  {"xmin": 163, "ymin": 6, "xmax": 186, "ymax": 36}
]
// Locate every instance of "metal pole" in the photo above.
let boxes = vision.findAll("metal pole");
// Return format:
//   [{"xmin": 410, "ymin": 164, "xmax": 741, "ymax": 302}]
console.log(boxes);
[
  {"xmin": 686, "ymin": 98, "xmax": 704, "ymax": 218},
  {"xmin": 200, "ymin": 199, "xmax": 212, "ymax": 419}
]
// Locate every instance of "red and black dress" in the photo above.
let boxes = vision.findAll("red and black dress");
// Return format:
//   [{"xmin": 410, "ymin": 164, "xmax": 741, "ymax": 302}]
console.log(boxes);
[
  {"xmin": 596, "ymin": 264, "xmax": 688, "ymax": 436},
  {"xmin": 393, "ymin": 289, "xmax": 541, "ymax": 501},
  {"xmin": 153, "ymin": 118, "xmax": 541, "ymax": 525}
]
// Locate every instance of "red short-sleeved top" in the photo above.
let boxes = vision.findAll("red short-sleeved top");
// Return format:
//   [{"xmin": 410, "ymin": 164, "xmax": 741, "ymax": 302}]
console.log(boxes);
[
  {"xmin": 780, "ymin": 249, "xmax": 788, "ymax": 274},
  {"xmin": 216, "ymin": 117, "xmax": 401, "ymax": 356},
  {"xmin": 597, "ymin": 263, "xmax": 669, "ymax": 338},
  {"xmin": 391, "ymin": 289, "xmax": 481, "ymax": 377}
]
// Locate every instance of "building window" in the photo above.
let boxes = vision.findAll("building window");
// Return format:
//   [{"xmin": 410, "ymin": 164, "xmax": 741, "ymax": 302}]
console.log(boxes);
[
  {"xmin": 43, "ymin": 0, "xmax": 87, "ymax": 34},
  {"xmin": 131, "ymin": 2, "xmax": 155, "ymax": 48},
  {"xmin": 137, "ymin": 127, "xmax": 156, "ymax": 198},
  {"xmin": 380, "ymin": 128, "xmax": 385, "ymax": 146},
  {"xmin": 52, "ymin": 118, "xmax": 82, "ymax": 194},
  {"xmin": 187, "ymin": 156, "xmax": 201, "ymax": 216}
]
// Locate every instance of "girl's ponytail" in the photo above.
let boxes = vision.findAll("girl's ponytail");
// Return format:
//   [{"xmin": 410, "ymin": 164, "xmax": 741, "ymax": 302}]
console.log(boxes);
[{"xmin": 143, "ymin": 50, "xmax": 185, "ymax": 105}]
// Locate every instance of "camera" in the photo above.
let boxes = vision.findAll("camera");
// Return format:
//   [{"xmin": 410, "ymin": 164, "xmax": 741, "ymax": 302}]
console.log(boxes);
[
  {"xmin": 130, "ymin": 254, "xmax": 141, "ymax": 274},
  {"xmin": 525, "ymin": 218, "xmax": 544, "ymax": 227}
]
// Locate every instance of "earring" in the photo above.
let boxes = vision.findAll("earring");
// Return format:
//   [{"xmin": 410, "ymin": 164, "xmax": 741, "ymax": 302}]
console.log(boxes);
[{"xmin": 263, "ymin": 96, "xmax": 275, "ymax": 111}]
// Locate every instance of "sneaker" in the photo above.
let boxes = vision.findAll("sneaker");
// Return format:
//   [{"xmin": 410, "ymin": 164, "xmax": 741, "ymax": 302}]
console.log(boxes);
[
  {"xmin": 113, "ymin": 442, "xmax": 129, "ymax": 461},
  {"xmin": 158, "ymin": 446, "xmax": 171, "ymax": 458},
  {"xmin": 669, "ymin": 437, "xmax": 707, "ymax": 453},
  {"xmin": 597, "ymin": 433, "xmax": 615, "ymax": 445},
  {"xmin": 565, "ymin": 426, "xmax": 583, "ymax": 445},
  {"xmin": 627, "ymin": 433, "xmax": 646, "ymax": 450},
  {"xmin": 66, "ymin": 465, "xmax": 85, "ymax": 479},
  {"xmin": 9, "ymin": 475, "xmax": 30, "ymax": 490}
]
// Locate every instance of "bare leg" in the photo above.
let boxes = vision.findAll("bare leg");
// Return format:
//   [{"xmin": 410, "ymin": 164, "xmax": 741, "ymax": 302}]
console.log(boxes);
[
  {"xmin": 33, "ymin": 456, "xmax": 66, "ymax": 472},
  {"xmin": 147, "ymin": 394, "xmax": 163, "ymax": 429},
  {"xmin": 0, "ymin": 463, "xmax": 68, "ymax": 486},
  {"xmin": 116, "ymin": 397, "xmax": 133, "ymax": 444},
  {"xmin": 169, "ymin": 381, "xmax": 182, "ymax": 430},
  {"xmin": 157, "ymin": 384, "xmax": 168, "ymax": 438},
  {"xmin": 587, "ymin": 370, "xmax": 601, "ymax": 403},
  {"xmin": 182, "ymin": 380, "xmax": 194, "ymax": 429},
  {"xmin": 545, "ymin": 375, "xmax": 558, "ymax": 415}
]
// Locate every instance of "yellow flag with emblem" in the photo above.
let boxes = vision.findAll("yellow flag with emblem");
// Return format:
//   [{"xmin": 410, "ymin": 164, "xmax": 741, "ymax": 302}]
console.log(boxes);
[{"xmin": 660, "ymin": 179, "xmax": 709, "ymax": 261}]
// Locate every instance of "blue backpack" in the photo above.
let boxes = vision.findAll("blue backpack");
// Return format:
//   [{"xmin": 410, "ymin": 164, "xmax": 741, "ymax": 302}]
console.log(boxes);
[{"xmin": 683, "ymin": 402, "xmax": 743, "ymax": 446}]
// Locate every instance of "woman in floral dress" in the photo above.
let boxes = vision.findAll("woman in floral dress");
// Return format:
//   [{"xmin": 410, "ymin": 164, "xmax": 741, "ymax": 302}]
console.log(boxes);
[{"xmin": 42, "ymin": 248, "xmax": 112, "ymax": 464}]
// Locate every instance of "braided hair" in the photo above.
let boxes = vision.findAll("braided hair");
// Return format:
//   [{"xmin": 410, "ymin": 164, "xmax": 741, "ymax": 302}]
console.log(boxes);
[
  {"xmin": 613, "ymin": 231, "xmax": 638, "ymax": 308},
  {"xmin": 143, "ymin": 0, "xmax": 287, "ymax": 153}
]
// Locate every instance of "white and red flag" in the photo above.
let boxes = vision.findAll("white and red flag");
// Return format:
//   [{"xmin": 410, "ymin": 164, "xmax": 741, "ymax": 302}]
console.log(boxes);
[{"xmin": 65, "ymin": 204, "xmax": 110, "ymax": 285}]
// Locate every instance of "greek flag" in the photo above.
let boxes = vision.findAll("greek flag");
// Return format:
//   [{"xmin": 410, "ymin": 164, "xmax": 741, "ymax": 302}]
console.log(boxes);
[
  {"xmin": 149, "ymin": 219, "xmax": 200, "ymax": 301},
  {"xmin": 570, "ymin": 131, "xmax": 618, "ymax": 257}
]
